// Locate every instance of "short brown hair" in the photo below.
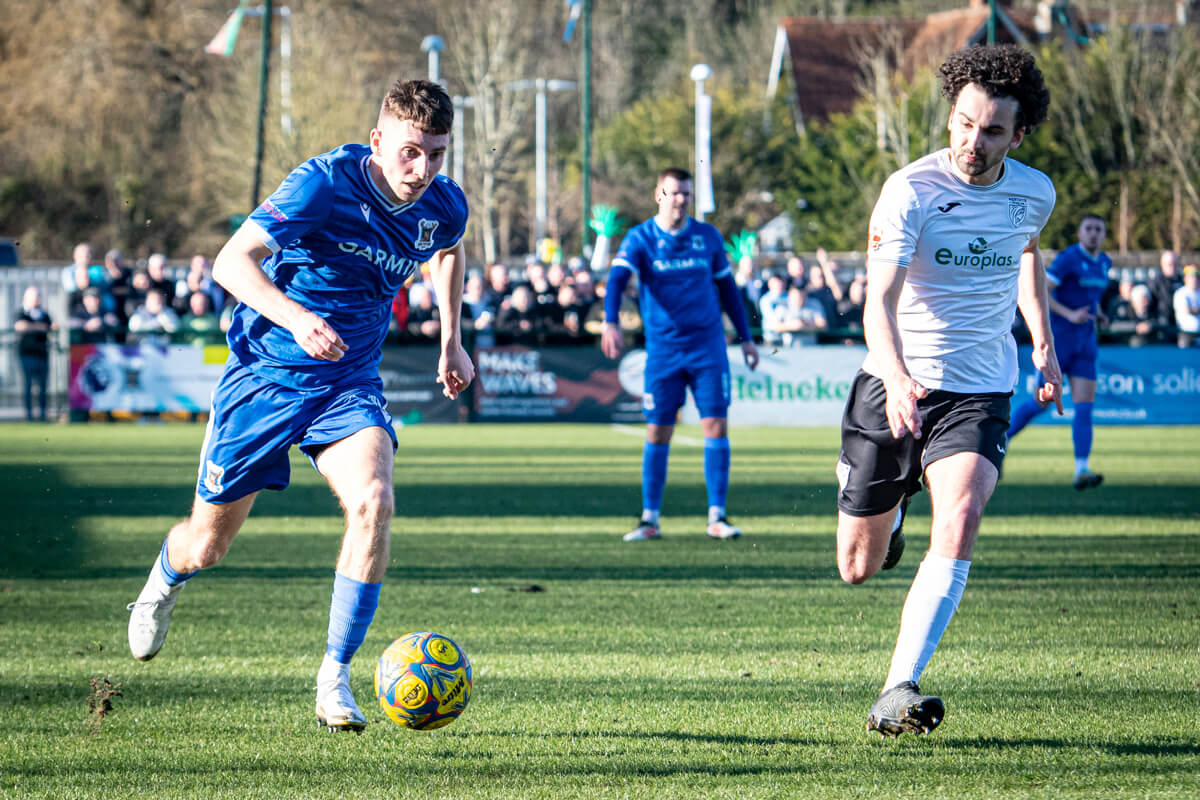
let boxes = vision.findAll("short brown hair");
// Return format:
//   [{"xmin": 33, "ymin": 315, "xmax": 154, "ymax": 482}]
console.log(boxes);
[
  {"xmin": 379, "ymin": 79, "xmax": 454, "ymax": 135},
  {"xmin": 657, "ymin": 167, "xmax": 692, "ymax": 185}
]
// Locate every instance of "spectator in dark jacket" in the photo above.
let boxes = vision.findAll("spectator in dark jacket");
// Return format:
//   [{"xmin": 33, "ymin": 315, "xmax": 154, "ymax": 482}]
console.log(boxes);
[{"xmin": 14, "ymin": 286, "xmax": 55, "ymax": 421}]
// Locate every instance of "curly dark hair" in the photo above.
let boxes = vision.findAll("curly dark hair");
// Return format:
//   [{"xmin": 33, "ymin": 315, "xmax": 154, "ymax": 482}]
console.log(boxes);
[{"xmin": 937, "ymin": 44, "xmax": 1050, "ymax": 134}]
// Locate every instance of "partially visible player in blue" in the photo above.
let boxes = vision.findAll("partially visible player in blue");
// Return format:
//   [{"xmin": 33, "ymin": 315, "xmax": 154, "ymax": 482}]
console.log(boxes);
[
  {"xmin": 1007, "ymin": 214, "xmax": 1109, "ymax": 489},
  {"xmin": 126, "ymin": 79, "xmax": 474, "ymax": 733},
  {"xmin": 601, "ymin": 167, "xmax": 759, "ymax": 542}
]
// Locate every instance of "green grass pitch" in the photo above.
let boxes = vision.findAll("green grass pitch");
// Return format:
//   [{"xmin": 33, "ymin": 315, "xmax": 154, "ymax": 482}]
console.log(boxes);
[{"xmin": 1, "ymin": 423, "xmax": 1197, "ymax": 799}]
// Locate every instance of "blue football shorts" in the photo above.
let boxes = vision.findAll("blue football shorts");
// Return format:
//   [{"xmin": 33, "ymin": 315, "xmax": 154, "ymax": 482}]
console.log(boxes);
[
  {"xmin": 1045, "ymin": 319, "xmax": 1099, "ymax": 382},
  {"xmin": 641, "ymin": 340, "xmax": 731, "ymax": 425},
  {"xmin": 196, "ymin": 358, "xmax": 397, "ymax": 503}
]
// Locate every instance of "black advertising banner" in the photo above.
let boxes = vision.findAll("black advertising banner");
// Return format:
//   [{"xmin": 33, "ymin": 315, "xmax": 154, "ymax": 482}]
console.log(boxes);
[
  {"xmin": 473, "ymin": 345, "xmax": 644, "ymax": 423},
  {"xmin": 379, "ymin": 345, "xmax": 465, "ymax": 424}
]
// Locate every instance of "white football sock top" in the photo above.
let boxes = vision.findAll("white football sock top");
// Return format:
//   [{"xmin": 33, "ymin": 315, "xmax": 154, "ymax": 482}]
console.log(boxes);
[{"xmin": 883, "ymin": 553, "xmax": 971, "ymax": 691}]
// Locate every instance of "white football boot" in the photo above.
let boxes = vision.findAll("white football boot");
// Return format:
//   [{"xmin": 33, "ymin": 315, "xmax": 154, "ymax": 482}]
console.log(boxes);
[
  {"xmin": 622, "ymin": 520, "xmax": 662, "ymax": 542},
  {"xmin": 706, "ymin": 517, "xmax": 742, "ymax": 540},
  {"xmin": 315, "ymin": 656, "xmax": 367, "ymax": 733},
  {"xmin": 127, "ymin": 581, "xmax": 184, "ymax": 661}
]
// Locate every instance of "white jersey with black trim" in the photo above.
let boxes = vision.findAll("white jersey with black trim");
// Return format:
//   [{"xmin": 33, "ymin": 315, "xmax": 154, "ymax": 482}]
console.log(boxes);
[{"xmin": 864, "ymin": 148, "xmax": 1056, "ymax": 393}]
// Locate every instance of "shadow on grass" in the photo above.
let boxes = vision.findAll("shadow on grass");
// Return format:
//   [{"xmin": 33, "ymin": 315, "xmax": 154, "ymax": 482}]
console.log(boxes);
[
  {"xmin": 939, "ymin": 736, "xmax": 1200, "ymax": 758},
  {"xmin": 4, "ymin": 528, "xmax": 1198, "ymax": 585},
  {"xmin": 2, "ymin": 453, "xmax": 1198, "ymax": 584}
]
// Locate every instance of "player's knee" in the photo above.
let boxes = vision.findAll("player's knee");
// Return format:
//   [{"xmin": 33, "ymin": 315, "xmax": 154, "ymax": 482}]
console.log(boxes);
[
  {"xmin": 646, "ymin": 424, "xmax": 673, "ymax": 445},
  {"xmin": 935, "ymin": 499, "xmax": 984, "ymax": 541},
  {"xmin": 177, "ymin": 523, "xmax": 230, "ymax": 570},
  {"xmin": 352, "ymin": 479, "xmax": 395, "ymax": 526},
  {"xmin": 838, "ymin": 559, "xmax": 874, "ymax": 585},
  {"xmin": 836, "ymin": 547, "xmax": 876, "ymax": 585}
]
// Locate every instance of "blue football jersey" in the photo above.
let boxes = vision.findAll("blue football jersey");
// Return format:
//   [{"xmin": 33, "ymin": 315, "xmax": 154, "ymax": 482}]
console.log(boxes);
[
  {"xmin": 611, "ymin": 217, "xmax": 731, "ymax": 350},
  {"xmin": 1047, "ymin": 243, "xmax": 1111, "ymax": 326},
  {"xmin": 229, "ymin": 143, "xmax": 468, "ymax": 389}
]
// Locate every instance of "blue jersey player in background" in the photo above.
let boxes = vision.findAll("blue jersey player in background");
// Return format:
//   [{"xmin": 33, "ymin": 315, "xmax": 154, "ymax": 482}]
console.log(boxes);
[
  {"xmin": 126, "ymin": 79, "xmax": 474, "ymax": 733},
  {"xmin": 601, "ymin": 167, "xmax": 759, "ymax": 542},
  {"xmin": 1007, "ymin": 214, "xmax": 1109, "ymax": 489}
]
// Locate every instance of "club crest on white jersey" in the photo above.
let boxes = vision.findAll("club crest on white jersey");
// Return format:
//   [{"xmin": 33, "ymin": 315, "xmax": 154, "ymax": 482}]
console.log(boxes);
[{"xmin": 1009, "ymin": 197, "xmax": 1027, "ymax": 227}]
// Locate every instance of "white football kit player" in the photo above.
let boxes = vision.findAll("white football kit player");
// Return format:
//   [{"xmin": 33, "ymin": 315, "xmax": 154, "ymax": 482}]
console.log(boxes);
[{"xmin": 863, "ymin": 147, "xmax": 1056, "ymax": 394}]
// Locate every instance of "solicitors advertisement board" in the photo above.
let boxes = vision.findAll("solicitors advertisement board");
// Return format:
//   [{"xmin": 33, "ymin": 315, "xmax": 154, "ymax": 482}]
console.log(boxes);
[{"xmin": 1015, "ymin": 345, "xmax": 1200, "ymax": 425}]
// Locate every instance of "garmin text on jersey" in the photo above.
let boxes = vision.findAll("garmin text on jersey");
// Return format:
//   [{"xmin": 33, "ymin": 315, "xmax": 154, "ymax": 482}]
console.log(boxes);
[
  {"xmin": 651, "ymin": 256, "xmax": 710, "ymax": 272},
  {"xmin": 337, "ymin": 239, "xmax": 423, "ymax": 277}
]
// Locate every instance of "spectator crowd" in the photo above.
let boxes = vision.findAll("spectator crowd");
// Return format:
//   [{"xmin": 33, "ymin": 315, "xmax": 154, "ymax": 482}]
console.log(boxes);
[
  {"xmin": 61, "ymin": 244, "xmax": 232, "ymax": 346},
  {"xmin": 34, "ymin": 240, "xmax": 1200, "ymax": 352}
]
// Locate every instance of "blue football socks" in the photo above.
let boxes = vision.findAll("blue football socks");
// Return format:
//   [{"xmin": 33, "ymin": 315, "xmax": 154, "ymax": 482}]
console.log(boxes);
[
  {"xmin": 641, "ymin": 441, "xmax": 670, "ymax": 520},
  {"xmin": 158, "ymin": 537, "xmax": 198, "ymax": 586},
  {"xmin": 326, "ymin": 572, "xmax": 381, "ymax": 665},
  {"xmin": 703, "ymin": 436, "xmax": 731, "ymax": 511},
  {"xmin": 1072, "ymin": 400, "xmax": 1094, "ymax": 463},
  {"xmin": 1007, "ymin": 398, "xmax": 1046, "ymax": 440}
]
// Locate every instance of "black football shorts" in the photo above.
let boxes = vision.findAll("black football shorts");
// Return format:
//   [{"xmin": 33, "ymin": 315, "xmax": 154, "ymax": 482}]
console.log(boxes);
[{"xmin": 836, "ymin": 370, "xmax": 1011, "ymax": 517}]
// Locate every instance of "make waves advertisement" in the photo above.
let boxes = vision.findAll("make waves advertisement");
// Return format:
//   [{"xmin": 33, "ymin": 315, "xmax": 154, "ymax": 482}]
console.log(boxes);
[{"xmin": 472, "ymin": 345, "xmax": 643, "ymax": 422}]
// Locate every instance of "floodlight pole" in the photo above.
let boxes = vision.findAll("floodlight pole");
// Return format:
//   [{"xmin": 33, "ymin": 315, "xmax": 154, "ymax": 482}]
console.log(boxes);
[
  {"xmin": 506, "ymin": 78, "xmax": 578, "ymax": 246},
  {"xmin": 580, "ymin": 0, "xmax": 592, "ymax": 255},
  {"xmin": 251, "ymin": 0, "xmax": 273, "ymax": 212},
  {"xmin": 451, "ymin": 95, "xmax": 477, "ymax": 187},
  {"xmin": 421, "ymin": 35, "xmax": 445, "ymax": 84},
  {"xmin": 690, "ymin": 63, "xmax": 713, "ymax": 222}
]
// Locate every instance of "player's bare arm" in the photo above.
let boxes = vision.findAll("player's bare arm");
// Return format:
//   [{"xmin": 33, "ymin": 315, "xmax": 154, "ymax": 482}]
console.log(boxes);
[
  {"xmin": 1017, "ymin": 236, "xmax": 1064, "ymax": 414},
  {"xmin": 740, "ymin": 340, "xmax": 759, "ymax": 370},
  {"xmin": 213, "ymin": 223, "xmax": 348, "ymax": 361},
  {"xmin": 600, "ymin": 323, "xmax": 623, "ymax": 359},
  {"xmin": 863, "ymin": 258, "xmax": 927, "ymax": 439},
  {"xmin": 429, "ymin": 240, "xmax": 474, "ymax": 399}
]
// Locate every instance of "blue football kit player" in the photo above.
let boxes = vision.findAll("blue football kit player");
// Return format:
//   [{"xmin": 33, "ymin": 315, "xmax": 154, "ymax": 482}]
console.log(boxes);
[
  {"xmin": 127, "ymin": 79, "xmax": 474, "ymax": 733},
  {"xmin": 601, "ymin": 167, "xmax": 759, "ymax": 542},
  {"xmin": 1007, "ymin": 214, "xmax": 1109, "ymax": 489}
]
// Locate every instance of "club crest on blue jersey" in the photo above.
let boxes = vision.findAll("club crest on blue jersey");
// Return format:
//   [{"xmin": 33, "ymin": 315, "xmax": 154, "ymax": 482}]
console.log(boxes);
[
  {"xmin": 204, "ymin": 460, "xmax": 225, "ymax": 495},
  {"xmin": 1009, "ymin": 197, "xmax": 1027, "ymax": 228},
  {"xmin": 415, "ymin": 219, "xmax": 440, "ymax": 250},
  {"xmin": 692, "ymin": 236, "xmax": 704, "ymax": 250}
]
